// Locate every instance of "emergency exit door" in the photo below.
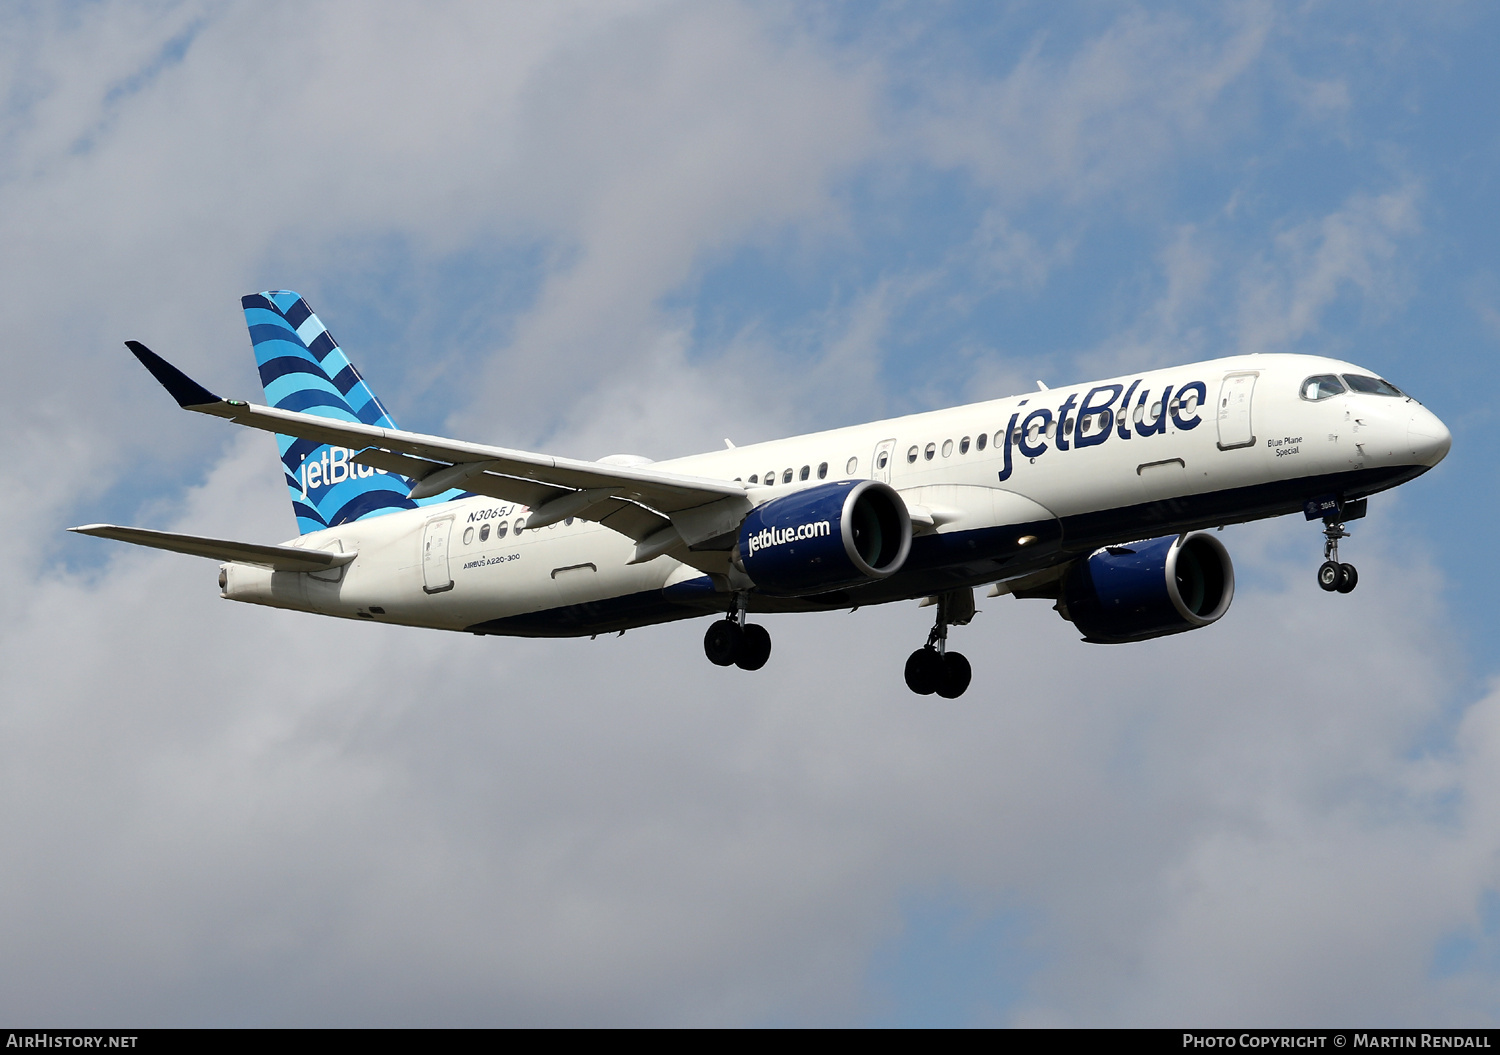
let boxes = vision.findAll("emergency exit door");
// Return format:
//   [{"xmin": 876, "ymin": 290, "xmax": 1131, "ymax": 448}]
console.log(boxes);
[
  {"xmin": 871, "ymin": 439, "xmax": 897, "ymax": 483},
  {"xmin": 422, "ymin": 516, "xmax": 455, "ymax": 594}
]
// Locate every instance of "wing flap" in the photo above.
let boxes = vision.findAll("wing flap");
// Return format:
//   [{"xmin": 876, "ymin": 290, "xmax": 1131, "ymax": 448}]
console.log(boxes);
[
  {"xmin": 69, "ymin": 524, "xmax": 353, "ymax": 572},
  {"xmin": 595, "ymin": 500, "xmax": 674, "ymax": 544}
]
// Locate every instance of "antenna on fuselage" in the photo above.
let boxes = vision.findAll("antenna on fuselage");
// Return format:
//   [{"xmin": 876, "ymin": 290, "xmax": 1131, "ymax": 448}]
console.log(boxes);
[{"xmin": 1036, "ymin": 380, "xmax": 1049, "ymax": 391}]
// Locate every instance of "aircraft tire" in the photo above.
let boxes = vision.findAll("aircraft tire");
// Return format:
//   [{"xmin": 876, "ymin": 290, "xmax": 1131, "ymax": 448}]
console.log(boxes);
[
  {"xmin": 1317, "ymin": 560, "xmax": 1342, "ymax": 592},
  {"xmin": 1337, "ymin": 563, "xmax": 1359, "ymax": 594},
  {"xmin": 704, "ymin": 619, "xmax": 743, "ymax": 666},
  {"xmin": 935, "ymin": 652, "xmax": 972, "ymax": 699},
  {"xmin": 904, "ymin": 648, "xmax": 941, "ymax": 695},
  {"xmin": 735, "ymin": 623, "xmax": 772, "ymax": 671}
]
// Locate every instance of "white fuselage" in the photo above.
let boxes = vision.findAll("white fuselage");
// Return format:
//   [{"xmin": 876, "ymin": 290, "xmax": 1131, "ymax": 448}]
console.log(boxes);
[{"xmin": 219, "ymin": 353, "xmax": 1450, "ymax": 636}]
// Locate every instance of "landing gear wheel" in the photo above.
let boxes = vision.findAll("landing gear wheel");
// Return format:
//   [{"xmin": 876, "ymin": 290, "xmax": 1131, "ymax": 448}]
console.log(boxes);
[
  {"xmin": 1317, "ymin": 514, "xmax": 1357, "ymax": 595},
  {"xmin": 1318, "ymin": 560, "xmax": 1342, "ymax": 592},
  {"xmin": 735, "ymin": 623, "xmax": 772, "ymax": 670},
  {"xmin": 935, "ymin": 652, "xmax": 972, "ymax": 699},
  {"xmin": 1337, "ymin": 563, "xmax": 1359, "ymax": 594},
  {"xmin": 704, "ymin": 619, "xmax": 743, "ymax": 666},
  {"xmin": 905, "ymin": 648, "xmax": 942, "ymax": 695}
]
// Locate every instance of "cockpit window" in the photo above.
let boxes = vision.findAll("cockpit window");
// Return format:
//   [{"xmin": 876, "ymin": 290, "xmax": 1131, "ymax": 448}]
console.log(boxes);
[
  {"xmin": 1301, "ymin": 375, "xmax": 1346, "ymax": 401},
  {"xmin": 1342, "ymin": 374, "xmax": 1405, "ymax": 397}
]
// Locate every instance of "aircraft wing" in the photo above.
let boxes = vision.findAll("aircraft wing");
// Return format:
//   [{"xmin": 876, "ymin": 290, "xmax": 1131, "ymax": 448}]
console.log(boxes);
[
  {"xmin": 68, "ymin": 524, "xmax": 355, "ymax": 572},
  {"xmin": 127, "ymin": 342, "xmax": 751, "ymax": 558}
]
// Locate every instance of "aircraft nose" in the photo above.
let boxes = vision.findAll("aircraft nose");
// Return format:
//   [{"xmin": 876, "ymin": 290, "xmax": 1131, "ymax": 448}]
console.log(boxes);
[{"xmin": 1407, "ymin": 406, "xmax": 1452, "ymax": 467}]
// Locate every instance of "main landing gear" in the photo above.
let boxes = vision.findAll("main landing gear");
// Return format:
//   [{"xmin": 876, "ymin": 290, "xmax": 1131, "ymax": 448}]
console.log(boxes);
[
  {"xmin": 703, "ymin": 595, "xmax": 772, "ymax": 671},
  {"xmin": 1316, "ymin": 517, "xmax": 1359, "ymax": 594},
  {"xmin": 904, "ymin": 589, "xmax": 974, "ymax": 699}
]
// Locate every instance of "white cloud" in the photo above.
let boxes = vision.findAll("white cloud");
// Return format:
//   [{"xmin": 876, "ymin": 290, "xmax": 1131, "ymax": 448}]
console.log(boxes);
[
  {"xmin": 911, "ymin": 5, "xmax": 1271, "ymax": 207},
  {"xmin": 1066, "ymin": 182, "xmax": 1423, "ymax": 386},
  {"xmin": 1236, "ymin": 185, "xmax": 1422, "ymax": 355}
]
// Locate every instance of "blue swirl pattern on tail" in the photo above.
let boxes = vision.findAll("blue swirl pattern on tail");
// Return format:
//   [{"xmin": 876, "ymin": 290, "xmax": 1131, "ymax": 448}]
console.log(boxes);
[{"xmin": 242, "ymin": 290, "xmax": 462, "ymax": 534}]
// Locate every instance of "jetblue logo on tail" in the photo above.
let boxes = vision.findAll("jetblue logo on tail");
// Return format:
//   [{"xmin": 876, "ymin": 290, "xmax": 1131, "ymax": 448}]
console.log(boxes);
[
  {"xmin": 242, "ymin": 291, "xmax": 463, "ymax": 534},
  {"xmin": 297, "ymin": 446, "xmax": 393, "ymax": 497}
]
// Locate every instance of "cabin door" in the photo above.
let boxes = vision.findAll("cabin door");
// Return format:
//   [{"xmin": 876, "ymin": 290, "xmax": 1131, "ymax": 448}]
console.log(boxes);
[{"xmin": 1216, "ymin": 373, "xmax": 1258, "ymax": 450}]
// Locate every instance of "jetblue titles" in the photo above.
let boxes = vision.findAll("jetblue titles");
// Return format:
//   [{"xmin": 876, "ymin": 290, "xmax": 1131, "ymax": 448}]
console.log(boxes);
[
  {"xmin": 999, "ymin": 378, "xmax": 1206, "ymax": 482},
  {"xmin": 299, "ymin": 445, "xmax": 389, "ymax": 496},
  {"xmin": 745, "ymin": 520, "xmax": 832, "ymax": 556}
]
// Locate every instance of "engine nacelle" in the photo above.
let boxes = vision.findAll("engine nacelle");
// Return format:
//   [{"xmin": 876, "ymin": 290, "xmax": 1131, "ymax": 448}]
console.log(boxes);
[
  {"xmin": 738, "ymin": 480, "xmax": 912, "ymax": 596},
  {"xmin": 1061, "ymin": 532, "xmax": 1234, "ymax": 643}
]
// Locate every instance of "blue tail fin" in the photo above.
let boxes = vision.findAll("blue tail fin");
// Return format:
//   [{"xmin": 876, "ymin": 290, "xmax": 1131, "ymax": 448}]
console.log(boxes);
[{"xmin": 242, "ymin": 291, "xmax": 461, "ymax": 534}]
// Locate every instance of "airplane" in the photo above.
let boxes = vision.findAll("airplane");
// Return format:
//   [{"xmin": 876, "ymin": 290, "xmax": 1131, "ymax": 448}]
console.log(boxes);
[{"xmin": 71, "ymin": 291, "xmax": 1452, "ymax": 698}]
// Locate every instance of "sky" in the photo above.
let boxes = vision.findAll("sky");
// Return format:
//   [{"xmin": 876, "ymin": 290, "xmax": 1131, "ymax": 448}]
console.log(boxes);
[{"xmin": 2, "ymin": 0, "xmax": 1499, "ymax": 1027}]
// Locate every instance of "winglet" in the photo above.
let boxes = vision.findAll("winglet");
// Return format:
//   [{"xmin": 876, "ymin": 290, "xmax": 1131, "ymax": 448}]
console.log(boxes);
[{"xmin": 125, "ymin": 341, "xmax": 222, "ymax": 408}]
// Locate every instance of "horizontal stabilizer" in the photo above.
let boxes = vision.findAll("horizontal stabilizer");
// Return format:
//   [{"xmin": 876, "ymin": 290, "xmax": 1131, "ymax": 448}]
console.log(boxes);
[{"xmin": 68, "ymin": 524, "xmax": 355, "ymax": 572}]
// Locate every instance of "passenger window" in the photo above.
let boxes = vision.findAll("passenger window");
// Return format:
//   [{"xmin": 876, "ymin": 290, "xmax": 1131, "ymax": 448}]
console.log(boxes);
[
  {"xmin": 479, "ymin": 524, "xmax": 490, "ymax": 542},
  {"xmin": 496, "ymin": 521, "xmax": 508, "ymax": 538},
  {"xmin": 1064, "ymin": 418, "xmax": 1074, "ymax": 436},
  {"xmin": 976, "ymin": 433, "xmax": 987, "ymax": 451},
  {"xmin": 877, "ymin": 452, "xmax": 888, "ymax": 470},
  {"xmin": 748, "ymin": 474, "xmax": 758, "ymax": 483},
  {"xmin": 818, "ymin": 462, "xmax": 828, "ymax": 479},
  {"xmin": 565, "ymin": 517, "xmax": 575, "ymax": 527},
  {"xmin": 1342, "ymin": 374, "xmax": 1404, "ymax": 397},
  {"xmin": 765, "ymin": 469, "xmax": 775, "ymax": 485},
  {"xmin": 1045, "ymin": 421, "xmax": 1056, "ymax": 438},
  {"xmin": 782, "ymin": 469, "xmax": 793, "ymax": 484},
  {"xmin": 907, "ymin": 446, "xmax": 918, "ymax": 463},
  {"xmin": 1133, "ymin": 404, "xmax": 1144, "ymax": 424},
  {"xmin": 1081, "ymin": 414, "xmax": 1092, "ymax": 432},
  {"xmin": 799, "ymin": 465, "xmax": 810, "ymax": 481},
  {"xmin": 924, "ymin": 443, "xmax": 936, "ymax": 461},
  {"xmin": 959, "ymin": 436, "xmax": 970, "ymax": 455},
  {"xmin": 846, "ymin": 456, "xmax": 858, "ymax": 474},
  {"xmin": 514, "ymin": 519, "xmax": 526, "ymax": 534},
  {"xmin": 941, "ymin": 439, "xmax": 953, "ymax": 458},
  {"xmin": 463, "ymin": 526, "xmax": 475, "ymax": 546}
]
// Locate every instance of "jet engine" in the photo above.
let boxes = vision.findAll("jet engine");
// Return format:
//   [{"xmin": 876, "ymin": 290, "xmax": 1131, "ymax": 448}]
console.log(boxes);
[
  {"xmin": 1060, "ymin": 532, "xmax": 1234, "ymax": 643},
  {"xmin": 737, "ymin": 480, "xmax": 911, "ymax": 596}
]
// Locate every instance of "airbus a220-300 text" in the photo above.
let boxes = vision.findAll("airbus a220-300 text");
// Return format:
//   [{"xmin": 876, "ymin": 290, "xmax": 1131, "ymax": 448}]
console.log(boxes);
[{"xmin": 72, "ymin": 291, "xmax": 1451, "ymax": 697}]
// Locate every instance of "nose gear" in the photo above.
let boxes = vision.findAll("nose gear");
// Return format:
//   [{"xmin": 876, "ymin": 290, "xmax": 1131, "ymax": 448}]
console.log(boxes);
[{"xmin": 1312, "ymin": 499, "xmax": 1364, "ymax": 594}]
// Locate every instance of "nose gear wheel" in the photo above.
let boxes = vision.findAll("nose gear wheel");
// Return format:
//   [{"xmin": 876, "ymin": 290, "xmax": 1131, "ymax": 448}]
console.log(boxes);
[{"xmin": 1316, "ymin": 516, "xmax": 1358, "ymax": 594}]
